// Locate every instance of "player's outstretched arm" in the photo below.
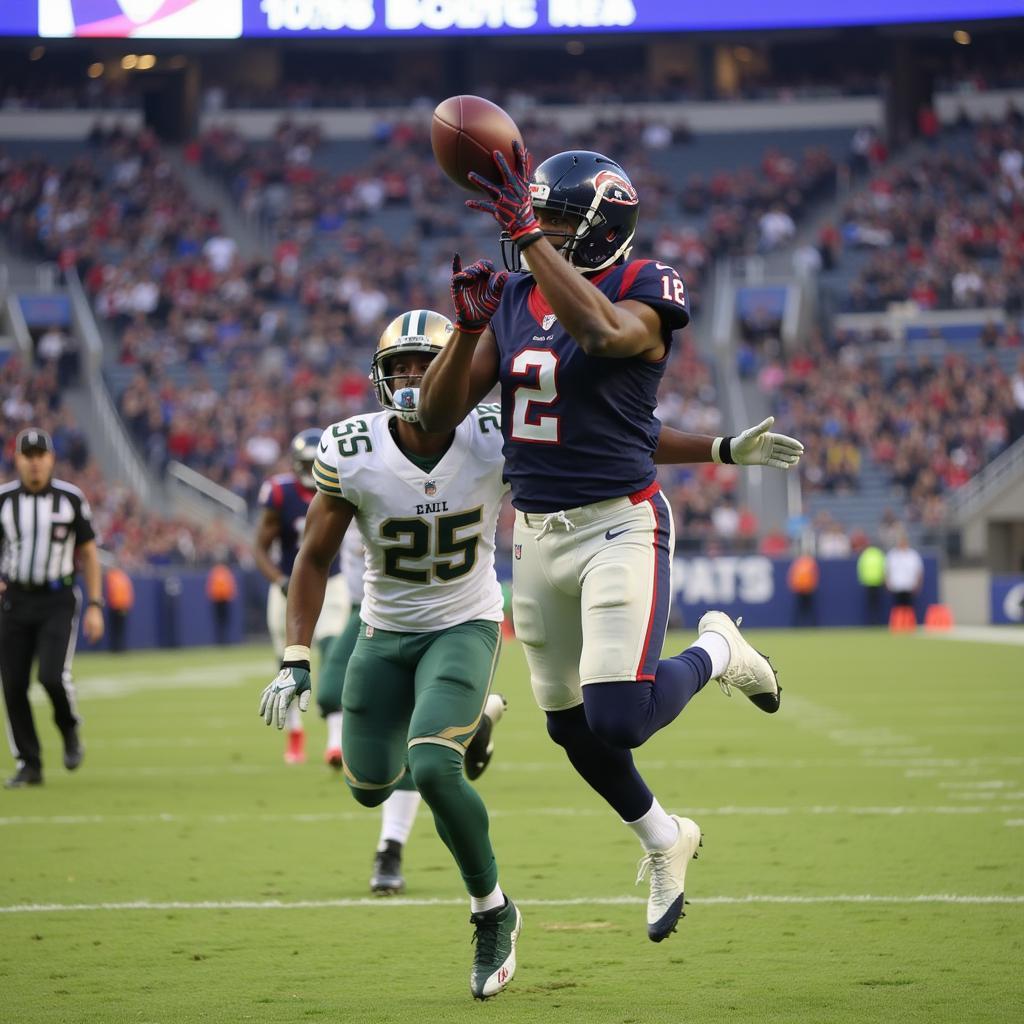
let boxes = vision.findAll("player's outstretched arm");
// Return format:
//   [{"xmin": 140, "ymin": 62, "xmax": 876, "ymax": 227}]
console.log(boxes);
[
  {"xmin": 419, "ymin": 254, "xmax": 501, "ymax": 432},
  {"xmin": 655, "ymin": 418, "xmax": 804, "ymax": 470},
  {"xmin": 259, "ymin": 492, "xmax": 355, "ymax": 729},
  {"xmin": 654, "ymin": 427, "xmax": 716, "ymax": 464}
]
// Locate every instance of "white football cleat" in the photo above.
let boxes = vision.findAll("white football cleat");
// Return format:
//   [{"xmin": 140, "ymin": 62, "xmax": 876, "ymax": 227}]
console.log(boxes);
[
  {"xmin": 636, "ymin": 815, "xmax": 702, "ymax": 942},
  {"xmin": 697, "ymin": 610, "xmax": 781, "ymax": 714}
]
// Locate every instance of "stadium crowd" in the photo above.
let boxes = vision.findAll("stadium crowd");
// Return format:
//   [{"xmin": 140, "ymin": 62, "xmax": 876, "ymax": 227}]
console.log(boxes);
[
  {"xmin": 764, "ymin": 337, "xmax": 1021, "ymax": 530},
  {"xmin": 835, "ymin": 114, "xmax": 1024, "ymax": 312},
  {"xmin": 4, "ymin": 116, "xmax": 834, "ymax": 548},
  {"xmin": 0, "ymin": 356, "xmax": 244, "ymax": 567},
  {"xmin": 5, "ymin": 106, "xmax": 1021, "ymax": 560}
]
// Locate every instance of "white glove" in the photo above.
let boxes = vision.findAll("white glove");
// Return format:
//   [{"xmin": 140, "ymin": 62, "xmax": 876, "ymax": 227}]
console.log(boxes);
[
  {"xmin": 259, "ymin": 664, "xmax": 312, "ymax": 730},
  {"xmin": 714, "ymin": 417, "xmax": 804, "ymax": 470}
]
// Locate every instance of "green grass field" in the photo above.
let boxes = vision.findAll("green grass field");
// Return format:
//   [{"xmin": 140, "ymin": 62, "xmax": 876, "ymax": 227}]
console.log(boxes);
[{"xmin": 1, "ymin": 629, "xmax": 1022, "ymax": 1023}]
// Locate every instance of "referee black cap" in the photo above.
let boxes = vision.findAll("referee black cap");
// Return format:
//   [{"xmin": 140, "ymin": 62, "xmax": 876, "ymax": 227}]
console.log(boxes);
[{"xmin": 16, "ymin": 427, "xmax": 54, "ymax": 455}]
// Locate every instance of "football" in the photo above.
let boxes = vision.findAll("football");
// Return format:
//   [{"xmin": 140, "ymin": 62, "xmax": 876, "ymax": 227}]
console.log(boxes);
[{"xmin": 430, "ymin": 94, "xmax": 523, "ymax": 193}]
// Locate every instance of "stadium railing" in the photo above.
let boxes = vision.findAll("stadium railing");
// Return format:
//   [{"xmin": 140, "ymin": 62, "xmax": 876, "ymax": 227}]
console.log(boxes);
[{"xmin": 66, "ymin": 268, "xmax": 155, "ymax": 507}]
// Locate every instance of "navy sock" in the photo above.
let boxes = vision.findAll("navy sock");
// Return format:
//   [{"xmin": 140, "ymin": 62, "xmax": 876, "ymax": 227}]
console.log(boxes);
[
  {"xmin": 546, "ymin": 705, "xmax": 653, "ymax": 821},
  {"xmin": 582, "ymin": 648, "xmax": 713, "ymax": 749}
]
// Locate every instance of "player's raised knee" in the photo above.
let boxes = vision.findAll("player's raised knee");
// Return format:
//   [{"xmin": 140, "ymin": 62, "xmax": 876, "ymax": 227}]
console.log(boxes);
[
  {"xmin": 407, "ymin": 743, "xmax": 462, "ymax": 799},
  {"xmin": 583, "ymin": 697, "xmax": 648, "ymax": 750}
]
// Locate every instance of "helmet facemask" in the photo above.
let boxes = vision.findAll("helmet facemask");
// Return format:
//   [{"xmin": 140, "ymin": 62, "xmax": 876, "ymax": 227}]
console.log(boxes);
[
  {"xmin": 372, "ymin": 351, "xmax": 435, "ymax": 423},
  {"xmin": 293, "ymin": 456, "xmax": 316, "ymax": 489}
]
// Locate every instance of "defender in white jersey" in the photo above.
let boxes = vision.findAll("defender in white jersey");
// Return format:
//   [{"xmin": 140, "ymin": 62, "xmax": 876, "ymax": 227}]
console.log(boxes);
[{"xmin": 259, "ymin": 310, "xmax": 520, "ymax": 1001}]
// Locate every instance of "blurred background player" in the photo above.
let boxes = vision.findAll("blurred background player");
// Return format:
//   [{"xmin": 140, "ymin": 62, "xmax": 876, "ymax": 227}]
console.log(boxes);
[{"xmin": 253, "ymin": 429, "xmax": 350, "ymax": 764}]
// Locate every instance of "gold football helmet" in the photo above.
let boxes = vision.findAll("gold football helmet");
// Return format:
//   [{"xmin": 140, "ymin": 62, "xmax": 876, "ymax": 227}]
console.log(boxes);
[{"xmin": 370, "ymin": 309, "xmax": 453, "ymax": 423}]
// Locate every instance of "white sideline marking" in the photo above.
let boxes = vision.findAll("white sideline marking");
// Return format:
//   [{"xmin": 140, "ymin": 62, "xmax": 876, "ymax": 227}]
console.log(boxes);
[
  {"xmin": 55, "ymin": 753, "xmax": 1024, "ymax": 771},
  {"xmin": 494, "ymin": 755, "xmax": 1024, "ymax": 773},
  {"xmin": 2, "ymin": 803, "xmax": 1023, "ymax": 828},
  {"xmin": 1, "ymin": 894, "xmax": 1021, "ymax": 915},
  {"xmin": 28, "ymin": 660, "xmax": 270, "ymax": 703},
  {"xmin": 919, "ymin": 626, "xmax": 1024, "ymax": 646}
]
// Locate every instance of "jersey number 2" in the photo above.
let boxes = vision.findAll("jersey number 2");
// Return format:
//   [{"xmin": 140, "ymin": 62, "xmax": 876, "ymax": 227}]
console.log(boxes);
[{"xmin": 511, "ymin": 349, "xmax": 559, "ymax": 444}]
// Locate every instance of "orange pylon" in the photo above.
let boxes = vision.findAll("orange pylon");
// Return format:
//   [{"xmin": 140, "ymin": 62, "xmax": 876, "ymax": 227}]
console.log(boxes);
[
  {"xmin": 924, "ymin": 604, "xmax": 954, "ymax": 631},
  {"xmin": 889, "ymin": 606, "xmax": 917, "ymax": 633}
]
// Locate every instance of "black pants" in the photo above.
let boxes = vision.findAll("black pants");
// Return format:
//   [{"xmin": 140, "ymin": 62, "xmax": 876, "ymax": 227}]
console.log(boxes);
[
  {"xmin": 0, "ymin": 587, "xmax": 81, "ymax": 773},
  {"xmin": 791, "ymin": 592, "xmax": 818, "ymax": 627},
  {"xmin": 863, "ymin": 585, "xmax": 884, "ymax": 625}
]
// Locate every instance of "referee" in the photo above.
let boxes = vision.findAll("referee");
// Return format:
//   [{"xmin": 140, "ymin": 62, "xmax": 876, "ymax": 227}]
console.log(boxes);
[{"xmin": 0, "ymin": 428, "xmax": 104, "ymax": 789}]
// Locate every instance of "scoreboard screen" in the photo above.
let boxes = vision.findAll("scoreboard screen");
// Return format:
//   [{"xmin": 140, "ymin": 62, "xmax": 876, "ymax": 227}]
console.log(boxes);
[{"xmin": 10, "ymin": 0, "xmax": 1024, "ymax": 39}]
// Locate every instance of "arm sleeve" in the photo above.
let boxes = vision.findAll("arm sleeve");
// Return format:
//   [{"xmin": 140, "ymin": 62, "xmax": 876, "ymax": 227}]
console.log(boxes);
[{"xmin": 617, "ymin": 259, "xmax": 690, "ymax": 332}]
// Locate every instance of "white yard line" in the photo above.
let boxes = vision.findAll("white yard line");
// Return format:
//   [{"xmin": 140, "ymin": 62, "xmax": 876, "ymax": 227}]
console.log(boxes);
[
  {"xmin": 28, "ymin": 660, "xmax": 271, "ymax": 702},
  {"xmin": 2, "ymin": 803, "xmax": 1023, "ymax": 828},
  {"xmin": 1, "ymin": 894, "xmax": 1021, "ymax": 915},
  {"xmin": 918, "ymin": 626, "xmax": 1024, "ymax": 645}
]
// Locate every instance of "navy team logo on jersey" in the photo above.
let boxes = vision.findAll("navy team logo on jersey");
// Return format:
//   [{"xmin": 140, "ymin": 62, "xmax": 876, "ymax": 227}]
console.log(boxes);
[
  {"xmin": 424, "ymin": 480, "xmax": 437, "ymax": 496},
  {"xmin": 542, "ymin": 314, "xmax": 557, "ymax": 330},
  {"xmin": 595, "ymin": 170, "xmax": 638, "ymax": 206}
]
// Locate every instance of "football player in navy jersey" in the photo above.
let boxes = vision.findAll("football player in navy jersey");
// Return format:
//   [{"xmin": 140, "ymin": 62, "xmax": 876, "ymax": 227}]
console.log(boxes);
[
  {"xmin": 253, "ymin": 430, "xmax": 351, "ymax": 765},
  {"xmin": 420, "ymin": 145, "xmax": 804, "ymax": 944}
]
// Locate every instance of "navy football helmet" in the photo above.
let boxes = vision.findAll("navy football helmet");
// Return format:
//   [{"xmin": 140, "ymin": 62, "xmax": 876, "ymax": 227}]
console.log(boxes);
[
  {"xmin": 290, "ymin": 428, "xmax": 321, "ymax": 488},
  {"xmin": 500, "ymin": 150, "xmax": 640, "ymax": 274}
]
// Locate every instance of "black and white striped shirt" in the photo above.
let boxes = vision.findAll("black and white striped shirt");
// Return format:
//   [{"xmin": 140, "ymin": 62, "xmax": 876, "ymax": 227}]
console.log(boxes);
[{"xmin": 0, "ymin": 479, "xmax": 96, "ymax": 586}]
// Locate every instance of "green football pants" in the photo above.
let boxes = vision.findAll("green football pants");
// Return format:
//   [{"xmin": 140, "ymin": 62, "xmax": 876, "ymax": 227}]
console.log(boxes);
[
  {"xmin": 342, "ymin": 619, "xmax": 502, "ymax": 897},
  {"xmin": 317, "ymin": 602, "xmax": 361, "ymax": 717}
]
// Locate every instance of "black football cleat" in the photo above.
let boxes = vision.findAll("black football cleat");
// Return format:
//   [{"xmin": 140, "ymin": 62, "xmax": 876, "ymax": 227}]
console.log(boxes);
[
  {"xmin": 370, "ymin": 840, "xmax": 406, "ymax": 895},
  {"xmin": 465, "ymin": 694, "xmax": 507, "ymax": 782},
  {"xmin": 4, "ymin": 765, "xmax": 43, "ymax": 789}
]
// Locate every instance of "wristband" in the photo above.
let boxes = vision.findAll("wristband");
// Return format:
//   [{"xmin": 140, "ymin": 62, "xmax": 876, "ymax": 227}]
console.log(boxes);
[
  {"xmin": 282, "ymin": 644, "xmax": 311, "ymax": 665},
  {"xmin": 515, "ymin": 228, "xmax": 544, "ymax": 249},
  {"xmin": 711, "ymin": 436, "xmax": 734, "ymax": 465}
]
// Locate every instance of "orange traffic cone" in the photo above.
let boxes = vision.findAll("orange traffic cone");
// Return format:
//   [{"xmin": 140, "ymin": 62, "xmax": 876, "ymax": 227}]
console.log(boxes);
[
  {"xmin": 924, "ymin": 604, "xmax": 954, "ymax": 631},
  {"xmin": 889, "ymin": 606, "xmax": 917, "ymax": 633}
]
